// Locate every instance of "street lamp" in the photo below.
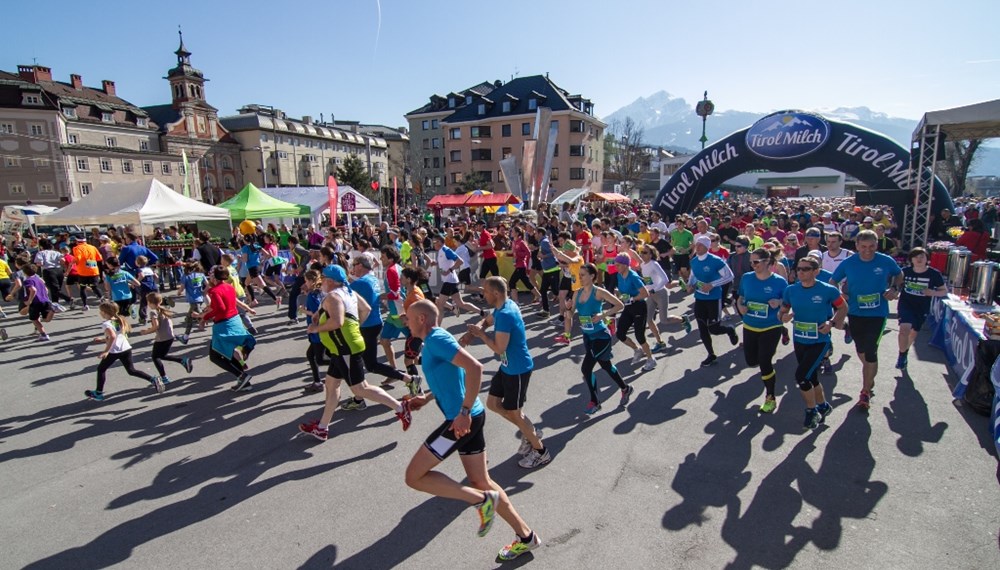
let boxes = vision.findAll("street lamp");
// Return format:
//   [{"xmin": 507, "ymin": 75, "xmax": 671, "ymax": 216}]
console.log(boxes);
[
  {"xmin": 252, "ymin": 146, "xmax": 268, "ymax": 188},
  {"xmin": 695, "ymin": 91, "xmax": 715, "ymax": 150}
]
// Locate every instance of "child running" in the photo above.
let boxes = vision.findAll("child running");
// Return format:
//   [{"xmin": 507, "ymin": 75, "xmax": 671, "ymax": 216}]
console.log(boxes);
[
  {"xmin": 22, "ymin": 263, "xmax": 55, "ymax": 341},
  {"xmin": 141, "ymin": 292, "xmax": 193, "ymax": 386},
  {"xmin": 175, "ymin": 261, "xmax": 207, "ymax": 345},
  {"xmin": 104, "ymin": 257, "xmax": 141, "ymax": 321},
  {"xmin": 302, "ymin": 269, "xmax": 327, "ymax": 393},
  {"xmin": 87, "ymin": 301, "xmax": 164, "ymax": 401}
]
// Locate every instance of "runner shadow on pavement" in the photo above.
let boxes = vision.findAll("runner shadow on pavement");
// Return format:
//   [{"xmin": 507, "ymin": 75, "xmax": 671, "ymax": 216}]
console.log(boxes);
[
  {"xmin": 883, "ymin": 371, "xmax": 948, "ymax": 457},
  {"xmin": 23, "ymin": 438, "xmax": 397, "ymax": 570}
]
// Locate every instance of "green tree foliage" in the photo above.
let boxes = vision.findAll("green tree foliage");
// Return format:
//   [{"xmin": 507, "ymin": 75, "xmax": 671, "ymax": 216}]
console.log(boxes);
[
  {"xmin": 458, "ymin": 170, "xmax": 492, "ymax": 193},
  {"xmin": 335, "ymin": 154, "xmax": 372, "ymax": 197}
]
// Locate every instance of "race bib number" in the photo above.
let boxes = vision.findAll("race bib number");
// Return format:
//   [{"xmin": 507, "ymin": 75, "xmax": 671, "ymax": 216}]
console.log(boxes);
[
  {"xmin": 500, "ymin": 350, "xmax": 508, "ymax": 368},
  {"xmin": 85, "ymin": 260, "xmax": 98, "ymax": 268},
  {"xmin": 642, "ymin": 276, "xmax": 653, "ymax": 285},
  {"xmin": 619, "ymin": 293, "xmax": 632, "ymax": 304},
  {"xmin": 579, "ymin": 315, "xmax": 595, "ymax": 332},
  {"xmin": 695, "ymin": 281, "xmax": 709, "ymax": 290},
  {"xmin": 745, "ymin": 301, "xmax": 769, "ymax": 320},
  {"xmin": 271, "ymin": 256, "xmax": 286, "ymax": 266},
  {"xmin": 903, "ymin": 282, "xmax": 926, "ymax": 296},
  {"xmin": 793, "ymin": 321, "xmax": 819, "ymax": 340},
  {"xmin": 857, "ymin": 293, "xmax": 881, "ymax": 310}
]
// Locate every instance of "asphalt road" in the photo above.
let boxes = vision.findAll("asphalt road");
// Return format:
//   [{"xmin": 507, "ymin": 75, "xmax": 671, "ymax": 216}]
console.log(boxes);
[{"xmin": 1, "ymin": 288, "xmax": 998, "ymax": 570}]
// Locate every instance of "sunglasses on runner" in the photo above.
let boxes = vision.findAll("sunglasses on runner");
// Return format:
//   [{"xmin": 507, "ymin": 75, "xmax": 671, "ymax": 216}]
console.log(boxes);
[{"xmin": 796, "ymin": 266, "xmax": 817, "ymax": 272}]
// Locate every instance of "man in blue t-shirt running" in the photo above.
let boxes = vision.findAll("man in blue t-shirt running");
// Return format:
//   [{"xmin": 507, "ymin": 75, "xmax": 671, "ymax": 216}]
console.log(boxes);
[{"xmin": 404, "ymin": 300, "xmax": 541, "ymax": 562}]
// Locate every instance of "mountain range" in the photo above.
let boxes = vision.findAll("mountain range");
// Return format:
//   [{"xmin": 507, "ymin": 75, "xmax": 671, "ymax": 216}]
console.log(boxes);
[{"xmin": 601, "ymin": 91, "xmax": 999, "ymax": 176}]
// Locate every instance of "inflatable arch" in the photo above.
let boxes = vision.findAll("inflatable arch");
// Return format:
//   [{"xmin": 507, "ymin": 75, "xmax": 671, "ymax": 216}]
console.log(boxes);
[{"xmin": 653, "ymin": 110, "xmax": 953, "ymax": 223}]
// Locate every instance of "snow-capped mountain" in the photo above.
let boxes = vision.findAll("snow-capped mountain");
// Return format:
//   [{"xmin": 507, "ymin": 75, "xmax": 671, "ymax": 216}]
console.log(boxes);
[{"xmin": 601, "ymin": 91, "xmax": 999, "ymax": 175}]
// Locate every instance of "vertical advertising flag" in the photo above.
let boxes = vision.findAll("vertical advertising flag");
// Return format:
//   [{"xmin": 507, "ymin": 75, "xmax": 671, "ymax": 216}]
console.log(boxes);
[
  {"xmin": 327, "ymin": 175, "xmax": 338, "ymax": 228},
  {"xmin": 182, "ymin": 149, "xmax": 191, "ymax": 197}
]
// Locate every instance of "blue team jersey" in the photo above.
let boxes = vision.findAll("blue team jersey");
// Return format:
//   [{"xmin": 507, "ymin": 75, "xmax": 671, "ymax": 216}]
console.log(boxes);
[
  {"xmin": 241, "ymin": 244, "xmax": 261, "ymax": 268},
  {"xmin": 349, "ymin": 274, "xmax": 383, "ymax": 328},
  {"xmin": 782, "ymin": 281, "xmax": 843, "ymax": 344},
  {"xmin": 831, "ymin": 253, "xmax": 901, "ymax": 317},
  {"xmin": 305, "ymin": 290, "xmax": 325, "ymax": 343},
  {"xmin": 493, "ymin": 299, "xmax": 533, "ymax": 375},
  {"xmin": 539, "ymin": 238, "xmax": 558, "ymax": 271},
  {"xmin": 690, "ymin": 253, "xmax": 728, "ymax": 300},
  {"xmin": 738, "ymin": 272, "xmax": 787, "ymax": 330},
  {"xmin": 575, "ymin": 286, "xmax": 610, "ymax": 338},
  {"xmin": 106, "ymin": 270, "xmax": 135, "ymax": 301},
  {"xmin": 616, "ymin": 269, "xmax": 646, "ymax": 304},
  {"xmin": 421, "ymin": 327, "xmax": 485, "ymax": 420},
  {"xmin": 182, "ymin": 273, "xmax": 206, "ymax": 304}
]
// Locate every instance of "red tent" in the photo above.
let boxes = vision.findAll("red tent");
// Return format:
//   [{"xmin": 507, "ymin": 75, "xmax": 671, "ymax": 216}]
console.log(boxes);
[
  {"xmin": 427, "ymin": 194, "xmax": 470, "ymax": 207},
  {"xmin": 464, "ymin": 193, "xmax": 521, "ymax": 207}
]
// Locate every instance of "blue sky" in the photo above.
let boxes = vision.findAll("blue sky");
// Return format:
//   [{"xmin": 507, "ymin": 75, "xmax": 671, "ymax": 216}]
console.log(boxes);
[{"xmin": 2, "ymin": 0, "xmax": 998, "ymax": 127}]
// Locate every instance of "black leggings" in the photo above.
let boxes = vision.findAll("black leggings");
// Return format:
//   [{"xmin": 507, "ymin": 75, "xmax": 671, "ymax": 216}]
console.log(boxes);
[
  {"xmin": 743, "ymin": 326, "xmax": 782, "ymax": 379},
  {"xmin": 509, "ymin": 268, "xmax": 535, "ymax": 294},
  {"xmin": 361, "ymin": 325, "xmax": 405, "ymax": 381},
  {"xmin": 96, "ymin": 349, "xmax": 153, "ymax": 392},
  {"xmin": 694, "ymin": 298, "xmax": 732, "ymax": 356},
  {"xmin": 581, "ymin": 335, "xmax": 628, "ymax": 402},
  {"xmin": 539, "ymin": 271, "xmax": 560, "ymax": 312},
  {"xmin": 209, "ymin": 340, "xmax": 255, "ymax": 379},
  {"xmin": 617, "ymin": 300, "xmax": 648, "ymax": 345},
  {"xmin": 151, "ymin": 339, "xmax": 185, "ymax": 376},
  {"xmin": 42, "ymin": 267, "xmax": 73, "ymax": 304},
  {"xmin": 603, "ymin": 271, "xmax": 618, "ymax": 294},
  {"xmin": 77, "ymin": 278, "xmax": 102, "ymax": 306},
  {"xmin": 242, "ymin": 275, "xmax": 276, "ymax": 303},
  {"xmin": 307, "ymin": 342, "xmax": 326, "ymax": 384}
]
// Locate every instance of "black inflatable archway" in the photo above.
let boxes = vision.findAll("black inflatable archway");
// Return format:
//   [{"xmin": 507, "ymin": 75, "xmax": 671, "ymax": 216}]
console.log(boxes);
[{"xmin": 653, "ymin": 110, "xmax": 953, "ymax": 222}]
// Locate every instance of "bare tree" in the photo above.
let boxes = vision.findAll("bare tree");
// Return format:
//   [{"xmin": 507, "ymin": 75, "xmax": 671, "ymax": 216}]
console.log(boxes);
[
  {"xmin": 606, "ymin": 117, "xmax": 647, "ymax": 196},
  {"xmin": 936, "ymin": 139, "xmax": 982, "ymax": 198}
]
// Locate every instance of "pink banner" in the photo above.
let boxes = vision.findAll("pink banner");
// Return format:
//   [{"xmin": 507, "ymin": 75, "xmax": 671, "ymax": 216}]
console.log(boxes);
[{"xmin": 327, "ymin": 175, "xmax": 338, "ymax": 228}]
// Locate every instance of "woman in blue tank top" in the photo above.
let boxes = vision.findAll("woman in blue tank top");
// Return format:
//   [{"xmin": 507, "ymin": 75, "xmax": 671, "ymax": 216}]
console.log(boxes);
[{"xmin": 573, "ymin": 263, "xmax": 632, "ymax": 415}]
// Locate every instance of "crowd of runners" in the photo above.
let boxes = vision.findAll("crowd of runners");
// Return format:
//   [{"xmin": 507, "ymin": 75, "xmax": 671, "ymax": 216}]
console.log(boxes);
[{"xmin": 3, "ymin": 192, "xmax": 981, "ymax": 562}]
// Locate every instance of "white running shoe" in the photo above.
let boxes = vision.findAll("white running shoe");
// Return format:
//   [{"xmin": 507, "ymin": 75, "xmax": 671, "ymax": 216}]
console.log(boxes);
[{"xmin": 631, "ymin": 348, "xmax": 645, "ymax": 365}]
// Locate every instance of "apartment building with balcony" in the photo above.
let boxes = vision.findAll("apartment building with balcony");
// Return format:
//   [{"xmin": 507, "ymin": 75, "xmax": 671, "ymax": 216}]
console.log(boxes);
[
  {"xmin": 221, "ymin": 107, "xmax": 388, "ymax": 190},
  {"xmin": 406, "ymin": 75, "xmax": 605, "ymax": 199}
]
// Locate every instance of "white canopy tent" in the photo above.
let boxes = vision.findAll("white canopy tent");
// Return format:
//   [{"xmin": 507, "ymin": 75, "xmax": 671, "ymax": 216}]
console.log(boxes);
[
  {"xmin": 35, "ymin": 179, "xmax": 231, "ymax": 234},
  {"xmin": 259, "ymin": 186, "xmax": 380, "ymax": 228}
]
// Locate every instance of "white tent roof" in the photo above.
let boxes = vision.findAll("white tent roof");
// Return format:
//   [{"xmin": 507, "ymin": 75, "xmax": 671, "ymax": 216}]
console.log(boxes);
[
  {"xmin": 36, "ymin": 179, "xmax": 231, "ymax": 226},
  {"xmin": 550, "ymin": 187, "xmax": 590, "ymax": 206},
  {"xmin": 259, "ymin": 186, "xmax": 379, "ymax": 215},
  {"xmin": 916, "ymin": 98, "xmax": 1000, "ymax": 141}
]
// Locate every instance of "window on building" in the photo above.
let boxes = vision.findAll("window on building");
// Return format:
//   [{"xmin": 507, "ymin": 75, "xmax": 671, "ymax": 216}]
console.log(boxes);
[
  {"xmin": 501, "ymin": 124, "xmax": 511, "ymax": 137},
  {"xmin": 570, "ymin": 120, "xmax": 584, "ymax": 133},
  {"xmin": 422, "ymin": 138, "xmax": 430, "ymax": 150},
  {"xmin": 5, "ymin": 157, "xmax": 20, "ymax": 167},
  {"xmin": 196, "ymin": 116, "xmax": 206, "ymax": 132},
  {"xmin": 29, "ymin": 124, "xmax": 43, "ymax": 136},
  {"xmin": 431, "ymin": 119, "xmax": 439, "ymax": 129},
  {"xmin": 521, "ymin": 123, "xmax": 531, "ymax": 136},
  {"xmin": 162, "ymin": 162, "xmax": 171, "ymax": 174},
  {"xmin": 550, "ymin": 168, "xmax": 559, "ymax": 180},
  {"xmin": 451, "ymin": 172, "xmax": 463, "ymax": 184},
  {"xmin": 497, "ymin": 169, "xmax": 504, "ymax": 182},
  {"xmin": 76, "ymin": 158, "xmax": 89, "ymax": 171},
  {"xmin": 0, "ymin": 123, "xmax": 14, "ymax": 134},
  {"xmin": 433, "ymin": 157, "xmax": 440, "ymax": 168},
  {"xmin": 101, "ymin": 112, "xmax": 114, "ymax": 123},
  {"xmin": 570, "ymin": 168, "xmax": 585, "ymax": 180},
  {"xmin": 260, "ymin": 133, "xmax": 269, "ymax": 143},
  {"xmin": 224, "ymin": 176, "xmax": 234, "ymax": 189},
  {"xmin": 528, "ymin": 99, "xmax": 537, "ymax": 110},
  {"xmin": 471, "ymin": 149, "xmax": 492, "ymax": 161},
  {"xmin": 9, "ymin": 183, "xmax": 24, "ymax": 195},
  {"xmin": 554, "ymin": 144, "xmax": 559, "ymax": 157},
  {"xmin": 502, "ymin": 101, "xmax": 511, "ymax": 113},
  {"xmin": 434, "ymin": 176, "xmax": 443, "ymax": 187},
  {"xmin": 38, "ymin": 183, "xmax": 53, "ymax": 194},
  {"xmin": 23, "ymin": 94, "xmax": 41, "ymax": 105},
  {"xmin": 502, "ymin": 147, "xmax": 512, "ymax": 159},
  {"xmin": 421, "ymin": 120, "xmax": 429, "ymax": 130},
  {"xmin": 204, "ymin": 175, "xmax": 214, "ymax": 188},
  {"xmin": 448, "ymin": 97, "xmax": 456, "ymax": 108},
  {"xmin": 569, "ymin": 145, "xmax": 584, "ymax": 156},
  {"xmin": 470, "ymin": 126, "xmax": 491, "ymax": 139},
  {"xmin": 143, "ymin": 161, "xmax": 153, "ymax": 174},
  {"xmin": 477, "ymin": 104, "xmax": 486, "ymax": 115},
  {"xmin": 80, "ymin": 182, "xmax": 92, "ymax": 196},
  {"xmin": 465, "ymin": 95, "xmax": 473, "ymax": 105},
  {"xmin": 139, "ymin": 140, "xmax": 149, "ymax": 151},
  {"xmin": 277, "ymin": 151, "xmax": 288, "ymax": 159},
  {"xmin": 431, "ymin": 138, "xmax": 440, "ymax": 149},
  {"xmin": 449, "ymin": 150, "xmax": 461, "ymax": 163},
  {"xmin": 221, "ymin": 156, "xmax": 232, "ymax": 170},
  {"xmin": 68, "ymin": 133, "xmax": 78, "ymax": 144},
  {"xmin": 423, "ymin": 157, "xmax": 431, "ymax": 168},
  {"xmin": 450, "ymin": 127, "xmax": 461, "ymax": 140},
  {"xmin": 122, "ymin": 160, "xmax": 133, "ymax": 173},
  {"xmin": 100, "ymin": 158, "xmax": 113, "ymax": 172},
  {"xmin": 137, "ymin": 118, "xmax": 148, "ymax": 128},
  {"xmin": 63, "ymin": 107, "xmax": 77, "ymax": 118},
  {"xmin": 106, "ymin": 137, "xmax": 117, "ymax": 147}
]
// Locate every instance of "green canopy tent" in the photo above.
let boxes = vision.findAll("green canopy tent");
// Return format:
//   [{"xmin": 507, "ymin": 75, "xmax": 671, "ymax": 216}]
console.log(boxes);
[{"xmin": 217, "ymin": 183, "xmax": 305, "ymax": 220}]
